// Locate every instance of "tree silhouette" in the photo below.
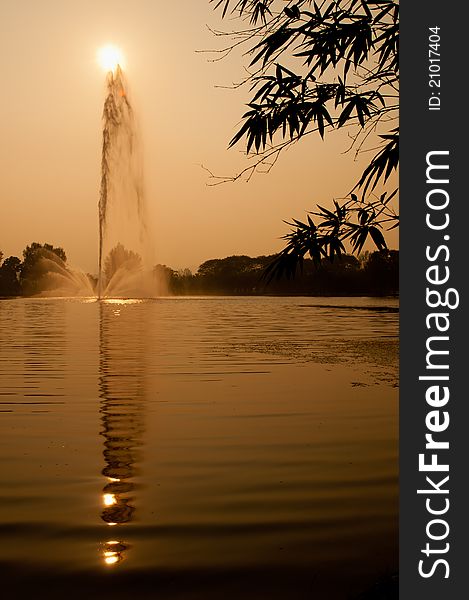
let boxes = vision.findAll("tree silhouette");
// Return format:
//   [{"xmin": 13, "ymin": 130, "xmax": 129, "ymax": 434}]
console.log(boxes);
[
  {"xmin": 0, "ymin": 255, "xmax": 22, "ymax": 296},
  {"xmin": 209, "ymin": 0, "xmax": 399, "ymax": 279},
  {"xmin": 20, "ymin": 243, "xmax": 67, "ymax": 296},
  {"xmin": 163, "ymin": 251, "xmax": 398, "ymax": 296},
  {"xmin": 103, "ymin": 243, "xmax": 142, "ymax": 286}
]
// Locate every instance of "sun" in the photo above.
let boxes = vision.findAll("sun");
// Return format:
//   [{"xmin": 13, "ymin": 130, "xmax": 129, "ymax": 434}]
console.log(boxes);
[{"xmin": 97, "ymin": 45, "xmax": 124, "ymax": 73}]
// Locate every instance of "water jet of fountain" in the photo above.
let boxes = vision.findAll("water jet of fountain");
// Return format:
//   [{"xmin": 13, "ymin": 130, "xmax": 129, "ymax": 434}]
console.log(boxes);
[
  {"xmin": 21, "ymin": 248, "xmax": 95, "ymax": 297},
  {"xmin": 98, "ymin": 66, "xmax": 164, "ymax": 298}
]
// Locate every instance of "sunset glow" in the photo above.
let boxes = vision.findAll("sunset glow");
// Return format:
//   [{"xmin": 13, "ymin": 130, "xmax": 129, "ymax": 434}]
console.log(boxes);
[
  {"xmin": 98, "ymin": 45, "xmax": 124, "ymax": 73},
  {"xmin": 1, "ymin": 2, "xmax": 400, "ymax": 595}
]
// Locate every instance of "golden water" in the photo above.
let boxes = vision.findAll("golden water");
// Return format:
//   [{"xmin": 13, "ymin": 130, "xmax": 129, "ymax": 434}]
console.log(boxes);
[{"xmin": 0, "ymin": 296, "xmax": 398, "ymax": 598}]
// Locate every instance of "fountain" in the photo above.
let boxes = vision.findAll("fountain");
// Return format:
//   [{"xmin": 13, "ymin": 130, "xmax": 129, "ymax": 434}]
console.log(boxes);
[
  {"xmin": 23, "ymin": 59, "xmax": 165, "ymax": 298},
  {"xmin": 20, "ymin": 247, "xmax": 95, "ymax": 297},
  {"xmin": 98, "ymin": 64, "xmax": 164, "ymax": 298}
]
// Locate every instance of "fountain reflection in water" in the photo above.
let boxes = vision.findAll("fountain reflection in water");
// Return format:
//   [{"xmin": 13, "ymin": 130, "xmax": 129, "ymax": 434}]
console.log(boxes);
[{"xmin": 98, "ymin": 299, "xmax": 149, "ymax": 565}]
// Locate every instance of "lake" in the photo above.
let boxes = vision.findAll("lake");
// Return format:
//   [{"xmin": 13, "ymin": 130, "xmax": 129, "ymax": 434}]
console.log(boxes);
[{"xmin": 0, "ymin": 296, "xmax": 398, "ymax": 599}]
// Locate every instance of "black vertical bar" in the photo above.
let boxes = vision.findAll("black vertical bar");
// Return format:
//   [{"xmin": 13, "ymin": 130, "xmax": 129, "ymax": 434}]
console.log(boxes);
[{"xmin": 401, "ymin": 1, "xmax": 467, "ymax": 597}]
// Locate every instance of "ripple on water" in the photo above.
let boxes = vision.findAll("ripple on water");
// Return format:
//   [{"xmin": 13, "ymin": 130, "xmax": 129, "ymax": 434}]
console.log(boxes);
[{"xmin": 0, "ymin": 296, "xmax": 398, "ymax": 599}]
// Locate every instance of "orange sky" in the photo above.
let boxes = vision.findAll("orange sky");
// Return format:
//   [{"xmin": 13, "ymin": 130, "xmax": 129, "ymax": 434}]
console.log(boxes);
[{"xmin": 0, "ymin": 0, "xmax": 398, "ymax": 274}]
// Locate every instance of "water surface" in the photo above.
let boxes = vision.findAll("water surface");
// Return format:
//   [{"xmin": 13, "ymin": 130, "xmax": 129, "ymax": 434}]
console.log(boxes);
[{"xmin": 0, "ymin": 296, "xmax": 398, "ymax": 599}]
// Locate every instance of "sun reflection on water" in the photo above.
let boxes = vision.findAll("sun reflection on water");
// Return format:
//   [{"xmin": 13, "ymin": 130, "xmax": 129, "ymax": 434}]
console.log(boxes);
[
  {"xmin": 102, "ymin": 540, "xmax": 127, "ymax": 566},
  {"xmin": 102, "ymin": 298, "xmax": 145, "ymax": 305},
  {"xmin": 103, "ymin": 493, "xmax": 117, "ymax": 507},
  {"xmin": 98, "ymin": 301, "xmax": 148, "ymax": 567}
]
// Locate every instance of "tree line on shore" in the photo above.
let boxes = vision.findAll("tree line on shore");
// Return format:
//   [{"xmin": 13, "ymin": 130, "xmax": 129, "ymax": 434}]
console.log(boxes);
[
  {"xmin": 0, "ymin": 243, "xmax": 69, "ymax": 297},
  {"xmin": 0, "ymin": 242, "xmax": 398, "ymax": 297},
  {"xmin": 158, "ymin": 251, "xmax": 398, "ymax": 296}
]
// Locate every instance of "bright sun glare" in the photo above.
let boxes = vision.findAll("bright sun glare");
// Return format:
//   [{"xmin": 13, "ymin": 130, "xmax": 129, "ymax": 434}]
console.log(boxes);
[{"xmin": 98, "ymin": 45, "xmax": 124, "ymax": 73}]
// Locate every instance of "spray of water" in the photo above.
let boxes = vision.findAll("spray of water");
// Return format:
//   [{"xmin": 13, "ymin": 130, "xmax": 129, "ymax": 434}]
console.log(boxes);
[
  {"xmin": 98, "ymin": 66, "xmax": 165, "ymax": 298},
  {"xmin": 21, "ymin": 248, "xmax": 95, "ymax": 298},
  {"xmin": 28, "ymin": 65, "xmax": 166, "ymax": 298}
]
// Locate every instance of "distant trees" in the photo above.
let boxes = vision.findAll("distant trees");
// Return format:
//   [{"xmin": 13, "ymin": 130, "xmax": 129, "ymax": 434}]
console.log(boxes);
[
  {"xmin": 164, "ymin": 251, "xmax": 398, "ymax": 296},
  {"xmin": 103, "ymin": 243, "xmax": 142, "ymax": 286},
  {"xmin": 0, "ymin": 243, "xmax": 67, "ymax": 297},
  {"xmin": 20, "ymin": 242, "xmax": 67, "ymax": 296},
  {"xmin": 1, "ymin": 244, "xmax": 398, "ymax": 298},
  {"xmin": 0, "ymin": 255, "xmax": 22, "ymax": 296},
  {"xmin": 153, "ymin": 265, "xmax": 194, "ymax": 295},
  {"xmin": 21, "ymin": 242, "xmax": 67, "ymax": 265},
  {"xmin": 360, "ymin": 247, "xmax": 398, "ymax": 292},
  {"xmin": 196, "ymin": 255, "xmax": 267, "ymax": 292}
]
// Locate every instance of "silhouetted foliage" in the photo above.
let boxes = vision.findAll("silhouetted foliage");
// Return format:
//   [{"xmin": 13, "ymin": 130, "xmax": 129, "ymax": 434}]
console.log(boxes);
[
  {"xmin": 209, "ymin": 0, "xmax": 399, "ymax": 278},
  {"xmin": 0, "ymin": 255, "xmax": 22, "ymax": 296},
  {"xmin": 165, "ymin": 251, "xmax": 398, "ymax": 296},
  {"xmin": 153, "ymin": 264, "xmax": 175, "ymax": 281},
  {"xmin": 20, "ymin": 242, "xmax": 67, "ymax": 296},
  {"xmin": 1, "ymin": 243, "xmax": 397, "ymax": 298},
  {"xmin": 22, "ymin": 242, "xmax": 66, "ymax": 265},
  {"xmin": 103, "ymin": 243, "xmax": 142, "ymax": 285},
  {"xmin": 154, "ymin": 265, "xmax": 194, "ymax": 295}
]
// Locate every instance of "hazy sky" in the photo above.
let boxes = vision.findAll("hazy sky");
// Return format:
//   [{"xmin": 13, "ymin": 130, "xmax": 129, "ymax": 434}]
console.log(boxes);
[{"xmin": 0, "ymin": 0, "xmax": 397, "ymax": 273}]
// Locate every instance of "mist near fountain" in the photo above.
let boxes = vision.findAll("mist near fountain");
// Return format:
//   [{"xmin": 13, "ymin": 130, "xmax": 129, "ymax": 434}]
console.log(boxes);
[
  {"xmin": 26, "ymin": 65, "xmax": 166, "ymax": 298},
  {"xmin": 98, "ymin": 65, "xmax": 165, "ymax": 298},
  {"xmin": 25, "ymin": 251, "xmax": 95, "ymax": 297}
]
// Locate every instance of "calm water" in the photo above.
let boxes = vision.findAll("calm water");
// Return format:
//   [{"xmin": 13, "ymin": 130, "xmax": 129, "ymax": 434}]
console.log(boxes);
[{"xmin": 0, "ymin": 297, "xmax": 398, "ymax": 599}]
